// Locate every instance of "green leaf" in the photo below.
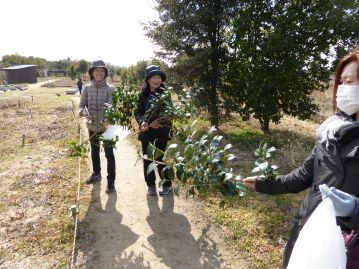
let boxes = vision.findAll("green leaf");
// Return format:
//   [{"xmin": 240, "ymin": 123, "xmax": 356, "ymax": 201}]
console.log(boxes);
[
  {"xmin": 168, "ymin": 143, "xmax": 178, "ymax": 149},
  {"xmin": 199, "ymin": 134, "xmax": 208, "ymax": 146},
  {"xmin": 146, "ymin": 162, "xmax": 158, "ymax": 175},
  {"xmin": 271, "ymin": 165, "xmax": 279, "ymax": 170},
  {"xmin": 236, "ymin": 182, "xmax": 248, "ymax": 192},
  {"xmin": 251, "ymin": 167, "xmax": 261, "ymax": 173},
  {"xmin": 208, "ymin": 126, "xmax": 217, "ymax": 135},
  {"xmin": 235, "ymin": 175, "xmax": 243, "ymax": 181},
  {"xmin": 258, "ymin": 161, "xmax": 269, "ymax": 171},
  {"xmin": 224, "ymin": 144, "xmax": 232, "ymax": 150},
  {"xmin": 267, "ymin": 146, "xmax": 277, "ymax": 153}
]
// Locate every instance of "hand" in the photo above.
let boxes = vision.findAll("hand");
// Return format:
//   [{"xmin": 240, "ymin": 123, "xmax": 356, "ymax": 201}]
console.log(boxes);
[
  {"xmin": 319, "ymin": 184, "xmax": 356, "ymax": 217},
  {"xmin": 149, "ymin": 120, "xmax": 161, "ymax": 129},
  {"xmin": 81, "ymin": 110, "xmax": 90, "ymax": 119},
  {"xmin": 140, "ymin": 122, "xmax": 149, "ymax": 133},
  {"xmin": 243, "ymin": 176, "xmax": 257, "ymax": 190}
]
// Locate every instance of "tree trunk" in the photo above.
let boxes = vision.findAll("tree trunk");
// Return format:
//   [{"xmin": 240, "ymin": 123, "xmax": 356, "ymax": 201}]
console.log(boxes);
[
  {"xmin": 260, "ymin": 119, "xmax": 270, "ymax": 132},
  {"xmin": 209, "ymin": 88, "xmax": 219, "ymax": 128}
]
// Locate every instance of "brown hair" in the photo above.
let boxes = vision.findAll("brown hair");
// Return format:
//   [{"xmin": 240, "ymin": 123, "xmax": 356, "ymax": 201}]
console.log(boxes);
[{"xmin": 332, "ymin": 52, "xmax": 359, "ymax": 110}]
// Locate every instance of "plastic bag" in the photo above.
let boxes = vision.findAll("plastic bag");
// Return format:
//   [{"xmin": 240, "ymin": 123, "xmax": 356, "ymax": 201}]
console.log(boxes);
[
  {"xmin": 101, "ymin": 125, "xmax": 131, "ymax": 141},
  {"xmin": 286, "ymin": 198, "xmax": 346, "ymax": 269}
]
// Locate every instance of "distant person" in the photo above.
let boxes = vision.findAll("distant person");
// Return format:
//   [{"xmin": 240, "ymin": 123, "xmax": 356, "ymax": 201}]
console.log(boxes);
[
  {"xmin": 135, "ymin": 65, "xmax": 172, "ymax": 196},
  {"xmin": 77, "ymin": 78, "xmax": 83, "ymax": 94},
  {"xmin": 243, "ymin": 50, "xmax": 359, "ymax": 268},
  {"xmin": 78, "ymin": 60, "xmax": 116, "ymax": 193}
]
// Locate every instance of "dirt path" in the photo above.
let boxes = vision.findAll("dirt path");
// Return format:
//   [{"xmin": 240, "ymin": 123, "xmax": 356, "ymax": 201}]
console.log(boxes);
[{"xmin": 75, "ymin": 138, "xmax": 244, "ymax": 269}]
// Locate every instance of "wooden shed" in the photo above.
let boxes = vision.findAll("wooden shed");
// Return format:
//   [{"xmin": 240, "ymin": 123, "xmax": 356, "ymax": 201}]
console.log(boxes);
[{"xmin": 2, "ymin": 65, "xmax": 37, "ymax": 84}]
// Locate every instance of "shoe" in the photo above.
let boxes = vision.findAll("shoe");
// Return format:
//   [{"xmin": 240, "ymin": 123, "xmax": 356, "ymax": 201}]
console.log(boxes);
[
  {"xmin": 105, "ymin": 181, "xmax": 115, "ymax": 193},
  {"xmin": 159, "ymin": 186, "xmax": 172, "ymax": 196},
  {"xmin": 147, "ymin": 186, "xmax": 157, "ymax": 196},
  {"xmin": 85, "ymin": 174, "xmax": 102, "ymax": 184}
]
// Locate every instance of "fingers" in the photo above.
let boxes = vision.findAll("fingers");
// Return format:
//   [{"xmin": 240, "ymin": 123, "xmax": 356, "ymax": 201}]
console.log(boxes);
[
  {"xmin": 319, "ymin": 184, "xmax": 331, "ymax": 200},
  {"xmin": 149, "ymin": 120, "xmax": 161, "ymax": 129},
  {"xmin": 324, "ymin": 187, "xmax": 345, "ymax": 204},
  {"xmin": 330, "ymin": 187, "xmax": 352, "ymax": 200},
  {"xmin": 243, "ymin": 176, "xmax": 257, "ymax": 189},
  {"xmin": 140, "ymin": 122, "xmax": 149, "ymax": 133}
]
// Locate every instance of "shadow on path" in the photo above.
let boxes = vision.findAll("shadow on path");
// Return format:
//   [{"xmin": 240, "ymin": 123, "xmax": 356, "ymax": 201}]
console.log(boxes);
[
  {"xmin": 146, "ymin": 194, "xmax": 225, "ymax": 269},
  {"xmin": 76, "ymin": 183, "xmax": 148, "ymax": 269}
]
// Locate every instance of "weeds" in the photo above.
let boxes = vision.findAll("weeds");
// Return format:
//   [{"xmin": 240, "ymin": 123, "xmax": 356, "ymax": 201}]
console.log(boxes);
[{"xmin": 0, "ymin": 85, "xmax": 85, "ymax": 268}]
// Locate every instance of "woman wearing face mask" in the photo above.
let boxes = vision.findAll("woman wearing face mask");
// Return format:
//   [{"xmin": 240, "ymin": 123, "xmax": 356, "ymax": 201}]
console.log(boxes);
[
  {"xmin": 243, "ymin": 51, "xmax": 359, "ymax": 269},
  {"xmin": 135, "ymin": 65, "xmax": 172, "ymax": 196}
]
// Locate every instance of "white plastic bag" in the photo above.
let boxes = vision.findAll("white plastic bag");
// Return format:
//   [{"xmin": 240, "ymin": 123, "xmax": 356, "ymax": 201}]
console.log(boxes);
[
  {"xmin": 286, "ymin": 199, "xmax": 346, "ymax": 269},
  {"xmin": 101, "ymin": 125, "xmax": 131, "ymax": 141}
]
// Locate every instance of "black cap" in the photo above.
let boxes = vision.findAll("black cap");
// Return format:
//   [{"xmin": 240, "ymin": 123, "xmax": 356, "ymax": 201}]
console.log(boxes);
[{"xmin": 144, "ymin": 65, "xmax": 166, "ymax": 82}]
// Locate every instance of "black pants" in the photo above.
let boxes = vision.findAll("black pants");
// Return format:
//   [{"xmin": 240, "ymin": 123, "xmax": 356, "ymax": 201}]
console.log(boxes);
[
  {"xmin": 141, "ymin": 139, "xmax": 171, "ymax": 188},
  {"xmin": 89, "ymin": 130, "xmax": 116, "ymax": 182}
]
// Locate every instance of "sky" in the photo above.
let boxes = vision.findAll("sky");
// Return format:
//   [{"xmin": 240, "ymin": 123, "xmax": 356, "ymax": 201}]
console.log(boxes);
[{"xmin": 1, "ymin": 0, "xmax": 160, "ymax": 67}]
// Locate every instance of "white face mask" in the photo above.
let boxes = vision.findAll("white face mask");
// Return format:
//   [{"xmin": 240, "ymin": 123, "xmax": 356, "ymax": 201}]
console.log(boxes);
[{"xmin": 336, "ymin": 84, "xmax": 359, "ymax": 115}]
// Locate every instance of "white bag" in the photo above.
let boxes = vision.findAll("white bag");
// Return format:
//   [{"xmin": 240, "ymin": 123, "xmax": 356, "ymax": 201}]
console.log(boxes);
[
  {"xmin": 101, "ymin": 125, "xmax": 131, "ymax": 141},
  {"xmin": 286, "ymin": 199, "xmax": 346, "ymax": 269}
]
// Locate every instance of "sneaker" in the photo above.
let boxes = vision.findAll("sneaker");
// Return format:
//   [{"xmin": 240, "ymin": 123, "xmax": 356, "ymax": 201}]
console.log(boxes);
[
  {"xmin": 159, "ymin": 186, "xmax": 172, "ymax": 196},
  {"xmin": 147, "ymin": 186, "xmax": 157, "ymax": 196},
  {"xmin": 105, "ymin": 181, "xmax": 115, "ymax": 193},
  {"xmin": 85, "ymin": 174, "xmax": 102, "ymax": 184}
]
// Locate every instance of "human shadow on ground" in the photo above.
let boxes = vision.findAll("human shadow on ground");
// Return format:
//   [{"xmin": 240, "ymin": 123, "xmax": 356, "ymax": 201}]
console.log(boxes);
[
  {"xmin": 146, "ymin": 194, "xmax": 225, "ymax": 269},
  {"xmin": 75, "ymin": 183, "xmax": 149, "ymax": 269}
]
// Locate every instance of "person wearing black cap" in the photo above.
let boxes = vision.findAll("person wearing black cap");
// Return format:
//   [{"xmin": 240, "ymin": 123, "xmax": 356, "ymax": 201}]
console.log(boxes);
[
  {"xmin": 78, "ymin": 60, "xmax": 116, "ymax": 193},
  {"xmin": 135, "ymin": 65, "xmax": 172, "ymax": 196}
]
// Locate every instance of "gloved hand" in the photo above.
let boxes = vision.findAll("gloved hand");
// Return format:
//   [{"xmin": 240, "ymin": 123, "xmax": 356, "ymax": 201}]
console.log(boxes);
[{"xmin": 319, "ymin": 184, "xmax": 357, "ymax": 217}]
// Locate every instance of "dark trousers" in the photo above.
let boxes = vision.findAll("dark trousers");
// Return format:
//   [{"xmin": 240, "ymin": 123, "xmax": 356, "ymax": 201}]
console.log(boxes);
[
  {"xmin": 89, "ymin": 130, "xmax": 116, "ymax": 182},
  {"xmin": 141, "ymin": 139, "xmax": 171, "ymax": 187}
]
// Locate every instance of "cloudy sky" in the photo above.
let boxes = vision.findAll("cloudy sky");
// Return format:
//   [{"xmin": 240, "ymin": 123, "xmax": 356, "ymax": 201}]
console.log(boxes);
[{"xmin": 1, "ymin": 0, "xmax": 160, "ymax": 67}]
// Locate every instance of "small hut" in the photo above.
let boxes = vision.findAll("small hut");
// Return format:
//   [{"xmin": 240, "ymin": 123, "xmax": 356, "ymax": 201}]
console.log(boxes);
[{"xmin": 2, "ymin": 65, "xmax": 37, "ymax": 84}]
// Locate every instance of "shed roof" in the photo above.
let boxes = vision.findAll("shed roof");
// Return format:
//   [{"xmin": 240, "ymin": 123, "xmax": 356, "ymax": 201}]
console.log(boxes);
[{"xmin": 2, "ymin": 65, "xmax": 37, "ymax": 70}]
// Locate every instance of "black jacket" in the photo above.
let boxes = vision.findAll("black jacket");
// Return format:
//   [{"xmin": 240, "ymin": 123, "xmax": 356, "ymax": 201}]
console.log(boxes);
[
  {"xmin": 135, "ymin": 84, "xmax": 172, "ymax": 142},
  {"xmin": 256, "ymin": 113, "xmax": 359, "ymax": 268}
]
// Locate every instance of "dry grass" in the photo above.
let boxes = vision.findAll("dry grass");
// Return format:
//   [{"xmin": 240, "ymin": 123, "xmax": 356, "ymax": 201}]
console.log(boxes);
[
  {"xmin": 0, "ymin": 84, "xmax": 90, "ymax": 268},
  {"xmin": 198, "ymin": 88, "xmax": 334, "ymax": 268}
]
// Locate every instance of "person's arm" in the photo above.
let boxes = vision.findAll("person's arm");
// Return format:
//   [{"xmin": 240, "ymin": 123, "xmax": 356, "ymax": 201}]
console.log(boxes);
[
  {"xmin": 244, "ymin": 148, "xmax": 316, "ymax": 195},
  {"xmin": 135, "ymin": 93, "xmax": 149, "ymax": 132},
  {"xmin": 78, "ymin": 85, "xmax": 89, "ymax": 116}
]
